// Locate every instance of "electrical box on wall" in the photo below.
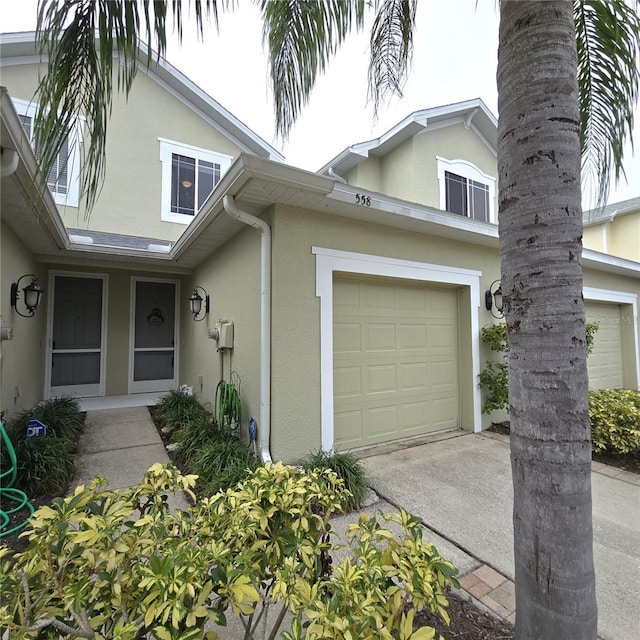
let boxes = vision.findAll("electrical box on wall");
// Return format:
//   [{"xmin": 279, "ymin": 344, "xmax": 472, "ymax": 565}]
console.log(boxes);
[{"xmin": 216, "ymin": 321, "xmax": 234, "ymax": 350}]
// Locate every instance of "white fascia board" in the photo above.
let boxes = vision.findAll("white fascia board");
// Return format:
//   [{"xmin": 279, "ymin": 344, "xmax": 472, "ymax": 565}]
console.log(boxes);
[
  {"xmin": 327, "ymin": 182, "xmax": 499, "ymax": 242},
  {"xmin": 318, "ymin": 98, "xmax": 497, "ymax": 176},
  {"xmin": 582, "ymin": 248, "xmax": 640, "ymax": 277},
  {"xmin": 0, "ymin": 87, "xmax": 69, "ymax": 249}
]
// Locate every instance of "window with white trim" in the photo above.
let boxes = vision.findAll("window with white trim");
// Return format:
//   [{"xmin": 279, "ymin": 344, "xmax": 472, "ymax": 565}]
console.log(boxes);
[
  {"xmin": 437, "ymin": 157, "xmax": 496, "ymax": 223},
  {"xmin": 12, "ymin": 98, "xmax": 80, "ymax": 207},
  {"xmin": 159, "ymin": 138, "xmax": 232, "ymax": 224}
]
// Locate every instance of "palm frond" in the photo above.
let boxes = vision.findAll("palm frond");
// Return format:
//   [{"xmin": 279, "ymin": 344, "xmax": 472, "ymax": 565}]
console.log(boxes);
[
  {"xmin": 34, "ymin": 0, "xmax": 224, "ymax": 215},
  {"xmin": 259, "ymin": 0, "xmax": 366, "ymax": 139},
  {"xmin": 368, "ymin": 0, "xmax": 417, "ymax": 118},
  {"xmin": 575, "ymin": 0, "xmax": 640, "ymax": 207}
]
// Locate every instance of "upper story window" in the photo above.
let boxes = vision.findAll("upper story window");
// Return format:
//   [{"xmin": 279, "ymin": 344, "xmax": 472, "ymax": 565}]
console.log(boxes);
[
  {"xmin": 437, "ymin": 157, "xmax": 496, "ymax": 223},
  {"xmin": 159, "ymin": 138, "xmax": 232, "ymax": 224},
  {"xmin": 13, "ymin": 98, "xmax": 80, "ymax": 207}
]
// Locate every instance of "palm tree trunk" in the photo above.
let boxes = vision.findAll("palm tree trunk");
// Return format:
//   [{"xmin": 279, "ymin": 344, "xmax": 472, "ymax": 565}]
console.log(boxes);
[{"xmin": 497, "ymin": 2, "xmax": 597, "ymax": 639}]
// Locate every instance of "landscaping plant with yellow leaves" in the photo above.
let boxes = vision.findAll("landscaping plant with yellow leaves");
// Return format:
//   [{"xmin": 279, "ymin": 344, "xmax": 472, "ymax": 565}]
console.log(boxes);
[{"xmin": 0, "ymin": 462, "xmax": 458, "ymax": 639}]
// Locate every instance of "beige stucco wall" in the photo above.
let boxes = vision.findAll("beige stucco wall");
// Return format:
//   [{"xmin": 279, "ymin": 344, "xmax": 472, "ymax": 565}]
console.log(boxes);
[
  {"xmin": 179, "ymin": 225, "xmax": 263, "ymax": 429},
  {"xmin": 0, "ymin": 63, "xmax": 244, "ymax": 242},
  {"xmin": 344, "ymin": 123, "xmax": 498, "ymax": 217},
  {"xmin": 1, "ymin": 223, "xmax": 47, "ymax": 418}
]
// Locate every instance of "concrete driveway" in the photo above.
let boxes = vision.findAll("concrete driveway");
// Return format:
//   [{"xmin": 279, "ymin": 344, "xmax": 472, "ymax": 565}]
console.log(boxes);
[{"xmin": 360, "ymin": 432, "xmax": 640, "ymax": 640}]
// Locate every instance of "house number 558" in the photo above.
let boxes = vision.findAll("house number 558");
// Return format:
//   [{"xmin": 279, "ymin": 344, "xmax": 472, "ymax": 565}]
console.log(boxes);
[{"xmin": 355, "ymin": 194, "xmax": 371, "ymax": 206}]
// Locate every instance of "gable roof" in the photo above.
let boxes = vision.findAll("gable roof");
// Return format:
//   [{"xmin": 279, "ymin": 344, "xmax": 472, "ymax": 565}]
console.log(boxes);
[
  {"xmin": 317, "ymin": 98, "xmax": 498, "ymax": 178},
  {"xmin": 0, "ymin": 31, "xmax": 284, "ymax": 162}
]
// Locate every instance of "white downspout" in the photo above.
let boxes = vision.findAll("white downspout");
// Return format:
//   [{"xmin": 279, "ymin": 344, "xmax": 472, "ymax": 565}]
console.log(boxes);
[{"xmin": 222, "ymin": 195, "xmax": 272, "ymax": 463}]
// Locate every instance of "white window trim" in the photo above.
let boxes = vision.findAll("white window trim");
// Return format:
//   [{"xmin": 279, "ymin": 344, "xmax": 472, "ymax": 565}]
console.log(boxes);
[
  {"xmin": 584, "ymin": 287, "xmax": 640, "ymax": 388},
  {"xmin": 436, "ymin": 156, "xmax": 496, "ymax": 223},
  {"xmin": 158, "ymin": 137, "xmax": 232, "ymax": 225},
  {"xmin": 313, "ymin": 246, "xmax": 483, "ymax": 452},
  {"xmin": 12, "ymin": 97, "xmax": 81, "ymax": 208}
]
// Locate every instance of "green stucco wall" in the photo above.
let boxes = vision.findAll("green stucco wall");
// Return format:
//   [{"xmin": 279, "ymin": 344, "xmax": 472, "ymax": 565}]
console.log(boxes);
[{"xmin": 1, "ymin": 222, "xmax": 47, "ymax": 418}]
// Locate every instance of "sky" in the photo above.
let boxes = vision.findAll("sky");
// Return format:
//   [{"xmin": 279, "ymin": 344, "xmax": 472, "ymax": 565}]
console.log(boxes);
[{"xmin": 1, "ymin": 0, "xmax": 638, "ymax": 208}]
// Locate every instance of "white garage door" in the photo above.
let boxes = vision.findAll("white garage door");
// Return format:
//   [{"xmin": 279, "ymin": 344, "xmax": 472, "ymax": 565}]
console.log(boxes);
[
  {"xmin": 585, "ymin": 302, "xmax": 623, "ymax": 389},
  {"xmin": 333, "ymin": 276, "xmax": 459, "ymax": 450}
]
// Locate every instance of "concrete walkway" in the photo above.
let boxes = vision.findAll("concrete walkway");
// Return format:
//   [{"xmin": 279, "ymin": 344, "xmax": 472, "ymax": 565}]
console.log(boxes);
[
  {"xmin": 71, "ymin": 405, "xmax": 189, "ymax": 510},
  {"xmin": 72, "ymin": 406, "xmax": 640, "ymax": 639}
]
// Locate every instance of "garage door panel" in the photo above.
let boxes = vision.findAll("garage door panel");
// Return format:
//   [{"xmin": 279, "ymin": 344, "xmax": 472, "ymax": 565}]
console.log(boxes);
[
  {"xmin": 334, "ymin": 277, "xmax": 459, "ymax": 450},
  {"xmin": 429, "ymin": 360, "xmax": 457, "ymax": 390},
  {"xmin": 364, "ymin": 284, "xmax": 395, "ymax": 310},
  {"xmin": 334, "ymin": 366, "xmax": 362, "ymax": 398},
  {"xmin": 368, "ymin": 405, "xmax": 398, "ymax": 437},
  {"xmin": 367, "ymin": 364, "xmax": 398, "ymax": 394},
  {"xmin": 399, "ymin": 324, "xmax": 428, "ymax": 350},
  {"xmin": 585, "ymin": 302, "xmax": 624, "ymax": 389},
  {"xmin": 430, "ymin": 396, "xmax": 459, "ymax": 429},
  {"xmin": 364, "ymin": 323, "xmax": 396, "ymax": 351},
  {"xmin": 428, "ymin": 321, "xmax": 457, "ymax": 350},
  {"xmin": 334, "ymin": 281, "xmax": 361, "ymax": 308},
  {"xmin": 335, "ymin": 409, "xmax": 363, "ymax": 447},
  {"xmin": 400, "ymin": 362, "xmax": 428, "ymax": 391},
  {"xmin": 334, "ymin": 323, "xmax": 361, "ymax": 353},
  {"xmin": 396, "ymin": 287, "xmax": 428, "ymax": 312},
  {"xmin": 400, "ymin": 400, "xmax": 429, "ymax": 431}
]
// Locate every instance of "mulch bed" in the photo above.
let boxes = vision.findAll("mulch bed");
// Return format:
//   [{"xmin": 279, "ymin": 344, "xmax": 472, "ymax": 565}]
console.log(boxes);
[{"xmin": 415, "ymin": 592, "xmax": 514, "ymax": 639}]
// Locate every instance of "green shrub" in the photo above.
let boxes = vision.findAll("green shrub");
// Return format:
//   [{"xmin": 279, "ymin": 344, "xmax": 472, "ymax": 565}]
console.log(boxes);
[
  {"xmin": 9, "ymin": 436, "xmax": 76, "ymax": 497},
  {"xmin": 300, "ymin": 449, "xmax": 368, "ymax": 511},
  {"xmin": 589, "ymin": 389, "xmax": 640, "ymax": 455},
  {"xmin": 2, "ymin": 397, "xmax": 83, "ymax": 496},
  {"xmin": 192, "ymin": 437, "xmax": 259, "ymax": 495},
  {"xmin": 479, "ymin": 321, "xmax": 599, "ymax": 414},
  {"xmin": 172, "ymin": 413, "xmax": 220, "ymax": 465},
  {"xmin": 0, "ymin": 463, "xmax": 458, "ymax": 640},
  {"xmin": 154, "ymin": 389, "xmax": 209, "ymax": 434}
]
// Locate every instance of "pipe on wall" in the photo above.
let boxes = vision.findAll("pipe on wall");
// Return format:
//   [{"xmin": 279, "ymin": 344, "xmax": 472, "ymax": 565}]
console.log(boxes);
[{"xmin": 222, "ymin": 195, "xmax": 272, "ymax": 463}]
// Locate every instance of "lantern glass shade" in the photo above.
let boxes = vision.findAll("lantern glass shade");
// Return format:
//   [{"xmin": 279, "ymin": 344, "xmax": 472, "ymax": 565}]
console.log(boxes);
[
  {"xmin": 189, "ymin": 290, "xmax": 203, "ymax": 316},
  {"xmin": 493, "ymin": 286, "xmax": 503, "ymax": 313},
  {"xmin": 23, "ymin": 281, "xmax": 43, "ymax": 311}
]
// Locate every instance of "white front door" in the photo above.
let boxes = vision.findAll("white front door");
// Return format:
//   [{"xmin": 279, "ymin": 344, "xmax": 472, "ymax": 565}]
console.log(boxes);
[
  {"xmin": 48, "ymin": 274, "xmax": 106, "ymax": 398},
  {"xmin": 129, "ymin": 279, "xmax": 178, "ymax": 393}
]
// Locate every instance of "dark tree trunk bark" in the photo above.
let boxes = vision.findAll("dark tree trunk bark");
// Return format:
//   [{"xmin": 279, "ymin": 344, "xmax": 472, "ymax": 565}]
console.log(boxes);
[{"xmin": 497, "ymin": 1, "xmax": 597, "ymax": 638}]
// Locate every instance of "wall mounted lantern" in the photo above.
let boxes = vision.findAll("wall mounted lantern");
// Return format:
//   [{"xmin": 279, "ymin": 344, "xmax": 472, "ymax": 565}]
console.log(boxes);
[
  {"xmin": 189, "ymin": 286, "xmax": 210, "ymax": 321},
  {"xmin": 10, "ymin": 274, "xmax": 44, "ymax": 318},
  {"xmin": 485, "ymin": 279, "xmax": 504, "ymax": 319}
]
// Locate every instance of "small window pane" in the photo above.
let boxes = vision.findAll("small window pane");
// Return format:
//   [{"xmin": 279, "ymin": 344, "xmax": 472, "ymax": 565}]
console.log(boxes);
[
  {"xmin": 445, "ymin": 171, "xmax": 467, "ymax": 215},
  {"xmin": 197, "ymin": 160, "xmax": 216, "ymax": 210},
  {"xmin": 19, "ymin": 114, "xmax": 32, "ymax": 138},
  {"xmin": 469, "ymin": 179, "xmax": 489, "ymax": 222},
  {"xmin": 171, "ymin": 154, "xmax": 196, "ymax": 215}
]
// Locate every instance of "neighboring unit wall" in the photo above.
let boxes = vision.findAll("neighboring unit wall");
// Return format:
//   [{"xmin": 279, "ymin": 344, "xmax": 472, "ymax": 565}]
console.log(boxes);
[
  {"xmin": 583, "ymin": 211, "xmax": 640, "ymax": 262},
  {"xmin": 583, "ymin": 267, "xmax": 640, "ymax": 391},
  {"xmin": 1, "ymin": 223, "xmax": 47, "ymax": 418},
  {"xmin": 344, "ymin": 123, "xmax": 498, "ymax": 220},
  {"xmin": 0, "ymin": 64, "xmax": 244, "ymax": 242},
  {"xmin": 608, "ymin": 212, "xmax": 640, "ymax": 262}
]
